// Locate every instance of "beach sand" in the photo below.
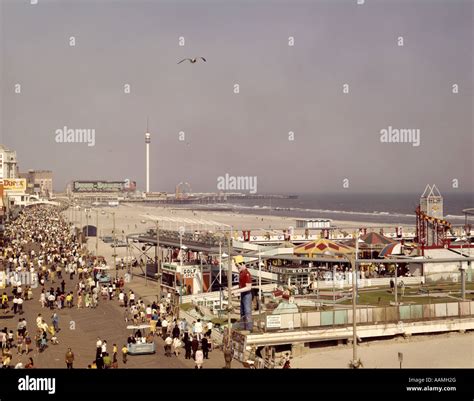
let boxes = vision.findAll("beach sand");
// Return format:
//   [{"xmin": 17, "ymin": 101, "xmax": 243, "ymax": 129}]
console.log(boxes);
[
  {"xmin": 292, "ymin": 331, "xmax": 474, "ymax": 368},
  {"xmin": 64, "ymin": 203, "xmax": 414, "ymax": 266},
  {"xmin": 67, "ymin": 203, "xmax": 411, "ymax": 235}
]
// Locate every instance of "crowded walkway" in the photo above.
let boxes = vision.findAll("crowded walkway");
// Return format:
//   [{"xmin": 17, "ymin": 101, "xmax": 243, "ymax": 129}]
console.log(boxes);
[{"xmin": 0, "ymin": 205, "xmax": 224, "ymax": 369}]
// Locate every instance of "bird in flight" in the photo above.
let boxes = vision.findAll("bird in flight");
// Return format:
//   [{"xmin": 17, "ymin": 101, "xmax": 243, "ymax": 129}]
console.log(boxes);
[{"xmin": 177, "ymin": 57, "xmax": 207, "ymax": 64}]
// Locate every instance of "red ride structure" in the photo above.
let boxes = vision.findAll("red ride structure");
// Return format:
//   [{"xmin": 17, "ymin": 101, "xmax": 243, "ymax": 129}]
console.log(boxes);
[{"xmin": 415, "ymin": 185, "xmax": 452, "ymax": 254}]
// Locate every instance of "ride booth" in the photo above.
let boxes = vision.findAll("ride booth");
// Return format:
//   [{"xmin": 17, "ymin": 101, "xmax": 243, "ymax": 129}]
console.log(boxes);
[{"xmin": 177, "ymin": 264, "xmax": 212, "ymax": 295}]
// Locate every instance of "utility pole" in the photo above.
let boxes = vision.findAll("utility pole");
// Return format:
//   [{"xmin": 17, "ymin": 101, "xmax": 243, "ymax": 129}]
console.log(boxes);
[
  {"xmin": 350, "ymin": 230, "xmax": 360, "ymax": 368},
  {"xmin": 156, "ymin": 220, "xmax": 161, "ymax": 301},
  {"xmin": 200, "ymin": 252, "xmax": 203, "ymax": 294},
  {"xmin": 394, "ymin": 263, "xmax": 398, "ymax": 305},
  {"xmin": 113, "ymin": 212, "xmax": 117, "ymax": 279},
  {"xmin": 333, "ymin": 264, "xmax": 336, "ymax": 325},
  {"xmin": 227, "ymin": 230, "xmax": 233, "ymax": 366},
  {"xmin": 460, "ymin": 263, "xmax": 466, "ymax": 300},
  {"xmin": 219, "ymin": 239, "xmax": 223, "ymax": 310},
  {"xmin": 95, "ymin": 210, "xmax": 99, "ymax": 257},
  {"xmin": 86, "ymin": 209, "xmax": 89, "ymax": 240},
  {"xmin": 258, "ymin": 246, "xmax": 262, "ymax": 321}
]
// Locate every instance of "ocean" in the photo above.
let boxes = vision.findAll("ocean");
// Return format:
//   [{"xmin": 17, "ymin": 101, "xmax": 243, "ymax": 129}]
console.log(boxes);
[{"xmin": 223, "ymin": 192, "xmax": 474, "ymax": 225}]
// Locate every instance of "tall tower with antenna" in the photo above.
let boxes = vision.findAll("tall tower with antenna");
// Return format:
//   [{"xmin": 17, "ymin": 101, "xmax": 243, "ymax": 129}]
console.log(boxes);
[{"xmin": 145, "ymin": 118, "xmax": 151, "ymax": 193}]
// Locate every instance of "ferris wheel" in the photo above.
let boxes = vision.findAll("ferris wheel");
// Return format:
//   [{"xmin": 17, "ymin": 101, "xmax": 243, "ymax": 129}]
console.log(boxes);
[{"xmin": 175, "ymin": 182, "xmax": 192, "ymax": 199}]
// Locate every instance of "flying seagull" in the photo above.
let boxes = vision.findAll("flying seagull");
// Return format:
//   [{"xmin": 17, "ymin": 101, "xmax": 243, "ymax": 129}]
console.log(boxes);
[{"xmin": 177, "ymin": 57, "xmax": 207, "ymax": 64}]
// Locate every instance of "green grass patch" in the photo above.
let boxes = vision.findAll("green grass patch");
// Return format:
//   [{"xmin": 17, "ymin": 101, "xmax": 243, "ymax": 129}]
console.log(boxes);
[{"xmin": 338, "ymin": 288, "xmax": 465, "ymax": 306}]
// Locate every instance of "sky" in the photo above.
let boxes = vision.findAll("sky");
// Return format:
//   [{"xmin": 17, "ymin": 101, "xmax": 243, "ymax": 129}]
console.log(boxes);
[{"xmin": 0, "ymin": 0, "xmax": 473, "ymax": 194}]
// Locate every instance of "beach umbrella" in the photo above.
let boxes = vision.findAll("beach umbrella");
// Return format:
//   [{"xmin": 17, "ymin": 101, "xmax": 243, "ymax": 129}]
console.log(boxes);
[{"xmin": 379, "ymin": 242, "xmax": 403, "ymax": 257}]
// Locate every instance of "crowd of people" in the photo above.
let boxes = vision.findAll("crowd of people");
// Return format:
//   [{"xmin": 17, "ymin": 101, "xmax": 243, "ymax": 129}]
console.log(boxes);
[
  {"xmin": 1, "ymin": 205, "xmax": 220, "ymax": 369},
  {"xmin": 120, "ymin": 292, "xmax": 214, "ymax": 369},
  {"xmin": 0, "ymin": 205, "xmax": 124, "ymax": 368}
]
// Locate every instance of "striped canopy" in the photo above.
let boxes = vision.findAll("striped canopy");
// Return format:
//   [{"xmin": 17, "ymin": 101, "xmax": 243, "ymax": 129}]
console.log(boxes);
[
  {"xmin": 379, "ymin": 242, "xmax": 403, "ymax": 257},
  {"xmin": 360, "ymin": 232, "xmax": 395, "ymax": 246},
  {"xmin": 294, "ymin": 238, "xmax": 355, "ymax": 256}
]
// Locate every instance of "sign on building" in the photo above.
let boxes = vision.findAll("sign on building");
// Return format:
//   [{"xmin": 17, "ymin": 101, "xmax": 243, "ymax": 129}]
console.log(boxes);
[
  {"xmin": 182, "ymin": 267, "xmax": 197, "ymax": 278},
  {"xmin": 0, "ymin": 154, "xmax": 3, "ymax": 179},
  {"xmin": 72, "ymin": 181, "xmax": 125, "ymax": 193},
  {"xmin": 266, "ymin": 315, "xmax": 282, "ymax": 329},
  {"xmin": 3, "ymin": 178, "xmax": 27, "ymax": 192}
]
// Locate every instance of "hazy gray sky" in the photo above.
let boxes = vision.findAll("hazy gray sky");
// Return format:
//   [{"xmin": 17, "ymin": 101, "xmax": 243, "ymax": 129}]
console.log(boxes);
[{"xmin": 0, "ymin": 0, "xmax": 472, "ymax": 194}]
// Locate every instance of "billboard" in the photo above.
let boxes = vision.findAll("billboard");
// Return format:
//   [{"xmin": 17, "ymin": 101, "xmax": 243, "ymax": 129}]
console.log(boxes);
[
  {"xmin": 123, "ymin": 179, "xmax": 137, "ymax": 191},
  {"xmin": 73, "ymin": 181, "xmax": 125, "ymax": 193},
  {"xmin": 4, "ymin": 178, "xmax": 27, "ymax": 192}
]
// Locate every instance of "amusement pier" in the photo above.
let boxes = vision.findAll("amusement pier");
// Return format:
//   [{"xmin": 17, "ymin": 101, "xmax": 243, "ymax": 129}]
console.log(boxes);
[{"xmin": 0, "ymin": 142, "xmax": 473, "ymax": 368}]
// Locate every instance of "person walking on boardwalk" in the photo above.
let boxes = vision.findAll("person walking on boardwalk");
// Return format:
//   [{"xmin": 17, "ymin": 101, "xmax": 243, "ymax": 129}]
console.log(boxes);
[
  {"xmin": 191, "ymin": 336, "xmax": 199, "ymax": 360},
  {"xmin": 223, "ymin": 340, "xmax": 233, "ymax": 369},
  {"xmin": 112, "ymin": 344, "xmax": 118, "ymax": 365},
  {"xmin": 202, "ymin": 336, "xmax": 209, "ymax": 359},
  {"xmin": 95, "ymin": 338, "xmax": 102, "ymax": 359},
  {"xmin": 184, "ymin": 333, "xmax": 192, "ymax": 359},
  {"xmin": 65, "ymin": 348, "xmax": 75, "ymax": 369},
  {"xmin": 51, "ymin": 313, "xmax": 59, "ymax": 332},
  {"xmin": 195, "ymin": 348, "xmax": 204, "ymax": 369},
  {"xmin": 121, "ymin": 344, "xmax": 128, "ymax": 364},
  {"xmin": 164, "ymin": 335, "xmax": 173, "ymax": 357},
  {"xmin": 161, "ymin": 317, "xmax": 168, "ymax": 339}
]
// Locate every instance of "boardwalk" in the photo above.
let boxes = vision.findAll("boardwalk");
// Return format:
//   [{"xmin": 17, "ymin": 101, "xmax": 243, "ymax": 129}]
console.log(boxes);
[
  {"xmin": 1, "ymin": 205, "xmax": 227, "ymax": 369},
  {"xmin": 3, "ymin": 270, "xmax": 226, "ymax": 368}
]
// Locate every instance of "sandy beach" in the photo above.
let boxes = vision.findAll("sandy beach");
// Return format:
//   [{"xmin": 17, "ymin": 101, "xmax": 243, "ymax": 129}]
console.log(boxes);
[
  {"xmin": 292, "ymin": 331, "xmax": 474, "ymax": 368},
  {"xmin": 66, "ymin": 203, "xmax": 411, "ymax": 237},
  {"xmin": 63, "ymin": 203, "xmax": 417, "ymax": 266}
]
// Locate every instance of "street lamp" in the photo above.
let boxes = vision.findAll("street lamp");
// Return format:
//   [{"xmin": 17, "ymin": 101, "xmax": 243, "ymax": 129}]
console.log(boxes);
[
  {"xmin": 216, "ymin": 224, "xmax": 234, "ymax": 368},
  {"xmin": 101, "ymin": 209, "xmax": 117, "ymax": 279},
  {"xmin": 199, "ymin": 251, "xmax": 203, "ymax": 294},
  {"xmin": 258, "ymin": 246, "xmax": 262, "ymax": 319},
  {"xmin": 394, "ymin": 263, "xmax": 398, "ymax": 305},
  {"xmin": 220, "ymin": 249, "xmax": 227, "ymax": 311},
  {"xmin": 95, "ymin": 210, "xmax": 99, "ymax": 257},
  {"xmin": 179, "ymin": 226, "xmax": 185, "ymax": 267},
  {"xmin": 349, "ymin": 230, "xmax": 362, "ymax": 369},
  {"xmin": 459, "ymin": 237, "xmax": 468, "ymax": 300},
  {"xmin": 227, "ymin": 230, "xmax": 233, "ymax": 352},
  {"xmin": 156, "ymin": 220, "xmax": 161, "ymax": 302},
  {"xmin": 85, "ymin": 208, "xmax": 89, "ymax": 240},
  {"xmin": 112, "ymin": 211, "xmax": 117, "ymax": 279}
]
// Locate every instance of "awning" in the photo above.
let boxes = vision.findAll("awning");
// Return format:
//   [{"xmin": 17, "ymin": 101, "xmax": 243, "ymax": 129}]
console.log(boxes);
[{"xmin": 294, "ymin": 238, "xmax": 354, "ymax": 256}]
